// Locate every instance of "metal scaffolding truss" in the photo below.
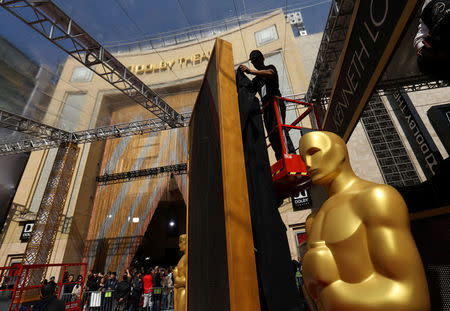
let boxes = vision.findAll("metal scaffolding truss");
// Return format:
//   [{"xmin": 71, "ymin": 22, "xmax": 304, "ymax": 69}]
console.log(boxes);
[
  {"xmin": 305, "ymin": 0, "xmax": 355, "ymax": 105},
  {"xmin": 0, "ymin": 92, "xmax": 305, "ymax": 156},
  {"xmin": 0, "ymin": 110, "xmax": 71, "ymax": 141},
  {"xmin": 0, "ymin": 110, "xmax": 192, "ymax": 156},
  {"xmin": 96, "ymin": 163, "xmax": 187, "ymax": 185},
  {"xmin": 377, "ymin": 80, "xmax": 449, "ymax": 96},
  {"xmin": 0, "ymin": 0, "xmax": 184, "ymax": 128},
  {"xmin": 306, "ymin": 0, "xmax": 449, "ymax": 111}
]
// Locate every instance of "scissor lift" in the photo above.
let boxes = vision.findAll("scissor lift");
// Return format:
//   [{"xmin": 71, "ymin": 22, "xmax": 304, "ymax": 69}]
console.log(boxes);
[{"xmin": 264, "ymin": 96, "xmax": 322, "ymax": 199}]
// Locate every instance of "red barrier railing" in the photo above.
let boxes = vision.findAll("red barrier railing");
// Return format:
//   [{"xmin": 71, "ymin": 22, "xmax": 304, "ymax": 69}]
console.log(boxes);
[{"xmin": 0, "ymin": 262, "xmax": 87, "ymax": 311}]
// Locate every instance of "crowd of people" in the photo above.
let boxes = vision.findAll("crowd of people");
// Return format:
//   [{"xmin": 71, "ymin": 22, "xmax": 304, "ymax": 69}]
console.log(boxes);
[
  {"xmin": 84, "ymin": 266, "xmax": 174, "ymax": 311},
  {"xmin": 20, "ymin": 265, "xmax": 175, "ymax": 311}
]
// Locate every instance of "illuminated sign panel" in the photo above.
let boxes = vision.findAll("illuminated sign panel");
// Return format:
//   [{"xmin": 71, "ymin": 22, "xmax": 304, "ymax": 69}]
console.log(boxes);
[
  {"xmin": 20, "ymin": 221, "xmax": 34, "ymax": 242},
  {"xmin": 291, "ymin": 189, "xmax": 312, "ymax": 211}
]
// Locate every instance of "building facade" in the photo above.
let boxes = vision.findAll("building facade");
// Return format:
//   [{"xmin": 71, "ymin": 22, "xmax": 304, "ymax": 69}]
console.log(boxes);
[
  {"xmin": 1, "ymin": 7, "xmax": 448, "ymax": 277},
  {"xmin": 0, "ymin": 10, "xmax": 315, "ymax": 275},
  {"xmin": 0, "ymin": 36, "xmax": 54, "ymax": 265}
]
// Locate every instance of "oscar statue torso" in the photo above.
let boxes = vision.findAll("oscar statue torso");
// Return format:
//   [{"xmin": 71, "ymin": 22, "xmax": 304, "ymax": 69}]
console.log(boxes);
[
  {"xmin": 307, "ymin": 189, "xmax": 373, "ymax": 284},
  {"xmin": 299, "ymin": 131, "xmax": 430, "ymax": 311},
  {"xmin": 174, "ymin": 235, "xmax": 187, "ymax": 311}
]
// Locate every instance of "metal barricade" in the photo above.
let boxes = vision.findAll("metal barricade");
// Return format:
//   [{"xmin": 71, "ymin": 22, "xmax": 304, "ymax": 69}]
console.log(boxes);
[
  {"xmin": 149, "ymin": 286, "xmax": 174, "ymax": 311},
  {"xmin": 82, "ymin": 286, "xmax": 174, "ymax": 311},
  {"xmin": 0, "ymin": 265, "xmax": 21, "ymax": 311},
  {"xmin": 82, "ymin": 290, "xmax": 115, "ymax": 310},
  {"xmin": 0, "ymin": 262, "xmax": 87, "ymax": 311}
]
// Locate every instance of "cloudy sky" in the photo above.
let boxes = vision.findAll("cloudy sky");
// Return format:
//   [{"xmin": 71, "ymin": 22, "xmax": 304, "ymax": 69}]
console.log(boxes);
[{"xmin": 0, "ymin": 0, "xmax": 330, "ymax": 71}]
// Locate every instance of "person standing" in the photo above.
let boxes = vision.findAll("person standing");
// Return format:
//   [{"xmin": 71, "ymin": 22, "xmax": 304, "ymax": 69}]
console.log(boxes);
[
  {"xmin": 114, "ymin": 274, "xmax": 131, "ymax": 311},
  {"xmin": 71, "ymin": 275, "xmax": 83, "ymax": 302},
  {"xmin": 167, "ymin": 266, "xmax": 174, "ymax": 309},
  {"xmin": 161, "ymin": 270, "xmax": 173, "ymax": 310},
  {"xmin": 98, "ymin": 277, "xmax": 106, "ymax": 291},
  {"xmin": 239, "ymin": 50, "xmax": 295, "ymax": 160},
  {"xmin": 86, "ymin": 273, "xmax": 98, "ymax": 292},
  {"xmin": 151, "ymin": 269, "xmax": 162, "ymax": 311},
  {"xmin": 128, "ymin": 272, "xmax": 143, "ymax": 311},
  {"xmin": 143, "ymin": 268, "xmax": 153, "ymax": 311},
  {"xmin": 31, "ymin": 284, "xmax": 65, "ymax": 311},
  {"xmin": 48, "ymin": 276, "xmax": 57, "ymax": 293},
  {"xmin": 62, "ymin": 274, "xmax": 74, "ymax": 302},
  {"xmin": 105, "ymin": 272, "xmax": 118, "ymax": 291},
  {"xmin": 105, "ymin": 272, "xmax": 118, "ymax": 309}
]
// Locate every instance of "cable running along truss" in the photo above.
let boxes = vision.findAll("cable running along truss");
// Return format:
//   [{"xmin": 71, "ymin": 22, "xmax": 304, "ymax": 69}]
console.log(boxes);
[{"xmin": 0, "ymin": 0, "xmax": 184, "ymax": 128}]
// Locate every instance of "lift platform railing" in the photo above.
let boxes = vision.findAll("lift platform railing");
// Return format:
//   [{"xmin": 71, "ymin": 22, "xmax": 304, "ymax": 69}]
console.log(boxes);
[
  {"xmin": 262, "ymin": 96, "xmax": 322, "ymax": 199},
  {"xmin": 0, "ymin": 262, "xmax": 87, "ymax": 311}
]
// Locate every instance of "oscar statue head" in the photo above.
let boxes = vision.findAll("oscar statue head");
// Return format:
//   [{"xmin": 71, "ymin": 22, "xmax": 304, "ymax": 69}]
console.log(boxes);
[
  {"xmin": 179, "ymin": 234, "xmax": 187, "ymax": 253},
  {"xmin": 299, "ymin": 131, "xmax": 351, "ymax": 186}
]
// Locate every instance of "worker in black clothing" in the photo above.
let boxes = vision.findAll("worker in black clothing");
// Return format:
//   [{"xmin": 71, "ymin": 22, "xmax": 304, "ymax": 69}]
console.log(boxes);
[{"xmin": 239, "ymin": 50, "xmax": 295, "ymax": 160}]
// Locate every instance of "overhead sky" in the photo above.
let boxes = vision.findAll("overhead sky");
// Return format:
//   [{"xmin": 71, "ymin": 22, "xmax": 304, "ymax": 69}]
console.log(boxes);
[
  {"xmin": 0, "ymin": 0, "xmax": 331, "ymax": 148},
  {"xmin": 0, "ymin": 0, "xmax": 330, "ymax": 72}
]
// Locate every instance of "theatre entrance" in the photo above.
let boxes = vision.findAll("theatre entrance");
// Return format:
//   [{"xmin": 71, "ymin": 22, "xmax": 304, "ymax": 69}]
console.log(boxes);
[{"xmin": 131, "ymin": 183, "xmax": 186, "ymax": 269}]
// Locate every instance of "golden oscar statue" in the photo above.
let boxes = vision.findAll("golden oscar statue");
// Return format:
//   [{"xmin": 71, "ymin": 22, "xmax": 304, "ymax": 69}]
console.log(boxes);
[
  {"xmin": 173, "ymin": 234, "xmax": 187, "ymax": 311},
  {"xmin": 298, "ymin": 131, "xmax": 430, "ymax": 311}
]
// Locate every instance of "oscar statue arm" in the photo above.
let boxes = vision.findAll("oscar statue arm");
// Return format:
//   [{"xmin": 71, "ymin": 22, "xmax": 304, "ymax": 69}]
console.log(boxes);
[
  {"xmin": 174, "ymin": 275, "xmax": 186, "ymax": 289},
  {"xmin": 302, "ymin": 241, "xmax": 340, "ymax": 300},
  {"xmin": 319, "ymin": 185, "xmax": 430, "ymax": 310},
  {"xmin": 305, "ymin": 211, "xmax": 316, "ymax": 242},
  {"xmin": 173, "ymin": 256, "xmax": 186, "ymax": 289}
]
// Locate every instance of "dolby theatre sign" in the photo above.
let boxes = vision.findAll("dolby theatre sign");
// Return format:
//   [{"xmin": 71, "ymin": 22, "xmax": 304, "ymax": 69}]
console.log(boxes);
[{"xmin": 127, "ymin": 50, "xmax": 211, "ymax": 75}]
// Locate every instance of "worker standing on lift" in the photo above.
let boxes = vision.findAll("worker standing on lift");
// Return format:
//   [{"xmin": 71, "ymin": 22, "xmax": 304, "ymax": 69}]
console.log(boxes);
[{"xmin": 239, "ymin": 50, "xmax": 295, "ymax": 160}]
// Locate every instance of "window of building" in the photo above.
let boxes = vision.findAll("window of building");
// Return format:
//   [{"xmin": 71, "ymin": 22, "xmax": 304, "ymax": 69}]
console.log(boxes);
[
  {"xmin": 70, "ymin": 67, "xmax": 93, "ymax": 82},
  {"xmin": 7, "ymin": 254, "xmax": 23, "ymax": 267},
  {"xmin": 295, "ymin": 227, "xmax": 307, "ymax": 260},
  {"xmin": 58, "ymin": 93, "xmax": 86, "ymax": 131},
  {"xmin": 296, "ymin": 230, "xmax": 307, "ymax": 246},
  {"xmin": 3, "ymin": 255, "xmax": 22, "ymax": 288},
  {"xmin": 361, "ymin": 94, "xmax": 420, "ymax": 187},
  {"xmin": 255, "ymin": 25, "xmax": 278, "ymax": 46}
]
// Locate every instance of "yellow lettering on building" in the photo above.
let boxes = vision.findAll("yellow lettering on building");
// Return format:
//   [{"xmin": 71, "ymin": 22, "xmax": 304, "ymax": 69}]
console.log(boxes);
[
  {"xmin": 145, "ymin": 64, "xmax": 153, "ymax": 73},
  {"xmin": 167, "ymin": 60, "xmax": 176, "ymax": 70},
  {"xmin": 178, "ymin": 57, "xmax": 186, "ymax": 68},
  {"xmin": 202, "ymin": 51, "xmax": 210, "ymax": 61},
  {"xmin": 193, "ymin": 53, "xmax": 201, "ymax": 64},
  {"xmin": 128, "ymin": 50, "xmax": 211, "ymax": 74},
  {"xmin": 135, "ymin": 64, "xmax": 145, "ymax": 75}
]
